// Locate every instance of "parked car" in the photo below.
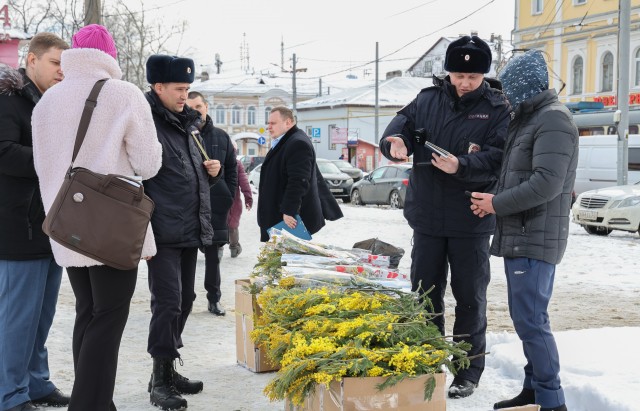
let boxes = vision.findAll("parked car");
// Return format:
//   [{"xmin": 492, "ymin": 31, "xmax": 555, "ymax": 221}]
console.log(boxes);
[
  {"xmin": 248, "ymin": 164, "xmax": 261, "ymax": 188},
  {"xmin": 330, "ymin": 159, "xmax": 364, "ymax": 182},
  {"xmin": 316, "ymin": 158, "xmax": 353, "ymax": 203},
  {"xmin": 238, "ymin": 155, "xmax": 265, "ymax": 173},
  {"xmin": 350, "ymin": 164, "xmax": 412, "ymax": 209},
  {"xmin": 572, "ymin": 181, "xmax": 640, "ymax": 236}
]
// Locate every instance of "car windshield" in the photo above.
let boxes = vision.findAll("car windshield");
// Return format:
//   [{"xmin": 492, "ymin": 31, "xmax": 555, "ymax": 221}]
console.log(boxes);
[
  {"xmin": 317, "ymin": 161, "xmax": 342, "ymax": 174},
  {"xmin": 332, "ymin": 160, "xmax": 353, "ymax": 169}
]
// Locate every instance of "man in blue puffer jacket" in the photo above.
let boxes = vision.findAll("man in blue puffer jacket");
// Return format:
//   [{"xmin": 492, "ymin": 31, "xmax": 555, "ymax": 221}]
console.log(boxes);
[
  {"xmin": 471, "ymin": 50, "xmax": 577, "ymax": 411},
  {"xmin": 380, "ymin": 35, "xmax": 511, "ymax": 398}
]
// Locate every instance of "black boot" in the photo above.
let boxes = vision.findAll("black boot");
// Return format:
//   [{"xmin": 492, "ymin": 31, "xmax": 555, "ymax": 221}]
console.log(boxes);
[
  {"xmin": 171, "ymin": 360, "xmax": 203, "ymax": 395},
  {"xmin": 149, "ymin": 358, "xmax": 187, "ymax": 411},
  {"xmin": 494, "ymin": 388, "xmax": 536, "ymax": 409}
]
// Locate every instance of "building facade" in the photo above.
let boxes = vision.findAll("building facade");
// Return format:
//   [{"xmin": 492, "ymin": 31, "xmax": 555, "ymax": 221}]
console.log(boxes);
[{"xmin": 513, "ymin": 0, "xmax": 640, "ymax": 110}]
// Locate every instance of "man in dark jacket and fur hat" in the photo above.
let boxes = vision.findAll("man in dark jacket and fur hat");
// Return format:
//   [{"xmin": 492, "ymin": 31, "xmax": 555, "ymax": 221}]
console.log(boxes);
[
  {"xmin": 0, "ymin": 33, "xmax": 71, "ymax": 411},
  {"xmin": 144, "ymin": 54, "xmax": 222, "ymax": 411},
  {"xmin": 471, "ymin": 50, "xmax": 577, "ymax": 411},
  {"xmin": 380, "ymin": 35, "xmax": 511, "ymax": 399}
]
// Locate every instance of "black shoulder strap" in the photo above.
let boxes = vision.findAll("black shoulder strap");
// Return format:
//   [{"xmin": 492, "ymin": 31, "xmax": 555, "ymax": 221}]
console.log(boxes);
[{"xmin": 71, "ymin": 79, "xmax": 108, "ymax": 162}]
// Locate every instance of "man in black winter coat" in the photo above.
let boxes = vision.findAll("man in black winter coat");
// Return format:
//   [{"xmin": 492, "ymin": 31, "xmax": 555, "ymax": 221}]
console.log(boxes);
[
  {"xmin": 471, "ymin": 50, "xmax": 577, "ymax": 411},
  {"xmin": 257, "ymin": 106, "xmax": 342, "ymax": 242},
  {"xmin": 186, "ymin": 91, "xmax": 237, "ymax": 317},
  {"xmin": 380, "ymin": 36, "xmax": 511, "ymax": 399},
  {"xmin": 143, "ymin": 55, "xmax": 221, "ymax": 411},
  {"xmin": 0, "ymin": 33, "xmax": 71, "ymax": 411}
]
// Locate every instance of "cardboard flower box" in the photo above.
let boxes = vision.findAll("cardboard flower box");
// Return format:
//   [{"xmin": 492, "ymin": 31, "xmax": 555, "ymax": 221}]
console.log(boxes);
[
  {"xmin": 284, "ymin": 373, "xmax": 446, "ymax": 411},
  {"xmin": 235, "ymin": 279, "xmax": 279, "ymax": 373}
]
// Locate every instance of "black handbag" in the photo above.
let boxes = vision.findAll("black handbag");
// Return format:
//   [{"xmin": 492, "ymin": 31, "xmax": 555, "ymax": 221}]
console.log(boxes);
[{"xmin": 42, "ymin": 79, "xmax": 154, "ymax": 270}]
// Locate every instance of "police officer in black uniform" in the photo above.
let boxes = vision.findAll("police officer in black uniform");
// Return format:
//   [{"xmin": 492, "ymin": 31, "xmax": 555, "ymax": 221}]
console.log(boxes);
[{"xmin": 380, "ymin": 36, "xmax": 511, "ymax": 399}]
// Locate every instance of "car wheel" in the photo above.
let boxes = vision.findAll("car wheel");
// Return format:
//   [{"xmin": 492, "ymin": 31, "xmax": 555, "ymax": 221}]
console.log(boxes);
[
  {"xmin": 351, "ymin": 189, "xmax": 363, "ymax": 205},
  {"xmin": 584, "ymin": 225, "xmax": 612, "ymax": 236},
  {"xmin": 389, "ymin": 190, "xmax": 401, "ymax": 209}
]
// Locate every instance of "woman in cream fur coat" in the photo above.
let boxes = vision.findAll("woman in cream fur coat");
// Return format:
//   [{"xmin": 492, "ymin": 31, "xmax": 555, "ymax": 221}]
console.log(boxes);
[{"xmin": 31, "ymin": 25, "xmax": 162, "ymax": 411}]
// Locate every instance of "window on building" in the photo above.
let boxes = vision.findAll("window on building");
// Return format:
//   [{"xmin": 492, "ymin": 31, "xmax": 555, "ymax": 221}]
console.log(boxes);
[
  {"xmin": 215, "ymin": 105, "xmax": 225, "ymax": 124},
  {"xmin": 424, "ymin": 60, "xmax": 433, "ymax": 74},
  {"xmin": 532, "ymin": 0, "xmax": 543, "ymax": 15},
  {"xmin": 635, "ymin": 48, "xmax": 640, "ymax": 87},
  {"xmin": 601, "ymin": 52, "xmax": 614, "ymax": 92},
  {"xmin": 232, "ymin": 105, "xmax": 241, "ymax": 124},
  {"xmin": 572, "ymin": 56, "xmax": 583, "ymax": 95},
  {"xmin": 264, "ymin": 106, "xmax": 272, "ymax": 124},
  {"xmin": 247, "ymin": 106, "xmax": 256, "ymax": 125}
]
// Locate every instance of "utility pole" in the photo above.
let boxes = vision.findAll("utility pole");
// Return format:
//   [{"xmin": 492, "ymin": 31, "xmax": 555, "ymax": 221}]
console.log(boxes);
[
  {"xmin": 616, "ymin": 0, "xmax": 630, "ymax": 185},
  {"xmin": 84, "ymin": 0, "xmax": 101, "ymax": 25},
  {"xmin": 292, "ymin": 53, "xmax": 297, "ymax": 114},
  {"xmin": 374, "ymin": 42, "xmax": 379, "ymax": 168},
  {"xmin": 214, "ymin": 53, "xmax": 222, "ymax": 74}
]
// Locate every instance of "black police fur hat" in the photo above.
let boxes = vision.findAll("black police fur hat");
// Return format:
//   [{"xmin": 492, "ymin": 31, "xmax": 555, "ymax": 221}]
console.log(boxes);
[
  {"xmin": 146, "ymin": 54, "xmax": 195, "ymax": 84},
  {"xmin": 444, "ymin": 35, "xmax": 492, "ymax": 74}
]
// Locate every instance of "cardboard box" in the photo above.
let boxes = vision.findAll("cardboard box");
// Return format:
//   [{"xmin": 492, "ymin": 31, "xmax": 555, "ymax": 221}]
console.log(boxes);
[
  {"xmin": 285, "ymin": 373, "xmax": 446, "ymax": 411},
  {"xmin": 235, "ymin": 279, "xmax": 279, "ymax": 373}
]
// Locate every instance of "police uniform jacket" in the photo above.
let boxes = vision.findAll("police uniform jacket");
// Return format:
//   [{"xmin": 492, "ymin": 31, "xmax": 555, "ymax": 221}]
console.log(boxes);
[{"xmin": 381, "ymin": 75, "xmax": 510, "ymax": 237}]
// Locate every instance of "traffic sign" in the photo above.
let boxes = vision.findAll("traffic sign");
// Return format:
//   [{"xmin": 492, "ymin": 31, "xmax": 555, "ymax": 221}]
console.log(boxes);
[
  {"xmin": 311, "ymin": 128, "xmax": 321, "ymax": 143},
  {"xmin": 258, "ymin": 136, "xmax": 266, "ymax": 145}
]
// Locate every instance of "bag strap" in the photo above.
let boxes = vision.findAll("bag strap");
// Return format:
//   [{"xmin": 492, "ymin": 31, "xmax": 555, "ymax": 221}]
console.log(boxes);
[{"xmin": 71, "ymin": 79, "xmax": 109, "ymax": 162}]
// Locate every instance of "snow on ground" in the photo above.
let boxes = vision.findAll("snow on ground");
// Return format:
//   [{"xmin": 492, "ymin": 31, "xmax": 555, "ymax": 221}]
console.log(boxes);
[{"xmin": 41, "ymin": 199, "xmax": 640, "ymax": 410}]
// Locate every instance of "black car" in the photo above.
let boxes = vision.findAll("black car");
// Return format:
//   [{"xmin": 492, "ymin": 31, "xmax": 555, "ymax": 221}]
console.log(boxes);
[
  {"xmin": 317, "ymin": 158, "xmax": 353, "ymax": 203},
  {"xmin": 239, "ymin": 155, "xmax": 265, "ymax": 173},
  {"xmin": 330, "ymin": 160, "xmax": 364, "ymax": 182},
  {"xmin": 350, "ymin": 164, "xmax": 412, "ymax": 209}
]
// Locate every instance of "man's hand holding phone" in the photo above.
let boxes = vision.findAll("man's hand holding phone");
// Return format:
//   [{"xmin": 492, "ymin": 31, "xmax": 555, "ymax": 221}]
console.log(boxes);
[{"xmin": 467, "ymin": 191, "xmax": 495, "ymax": 218}]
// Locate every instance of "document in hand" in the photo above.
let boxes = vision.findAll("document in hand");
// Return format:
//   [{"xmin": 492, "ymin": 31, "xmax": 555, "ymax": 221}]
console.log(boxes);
[
  {"xmin": 268, "ymin": 214, "xmax": 312, "ymax": 240},
  {"xmin": 424, "ymin": 140, "xmax": 451, "ymax": 158}
]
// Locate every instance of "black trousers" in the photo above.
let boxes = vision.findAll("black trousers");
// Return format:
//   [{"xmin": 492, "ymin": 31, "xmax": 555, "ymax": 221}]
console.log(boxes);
[
  {"xmin": 147, "ymin": 247, "xmax": 198, "ymax": 359},
  {"xmin": 410, "ymin": 232, "xmax": 491, "ymax": 384},
  {"xmin": 203, "ymin": 244, "xmax": 221, "ymax": 303},
  {"xmin": 66, "ymin": 265, "xmax": 137, "ymax": 411}
]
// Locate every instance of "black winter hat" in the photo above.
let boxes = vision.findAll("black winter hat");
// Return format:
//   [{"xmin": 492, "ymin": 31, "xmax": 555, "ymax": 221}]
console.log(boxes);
[
  {"xmin": 146, "ymin": 54, "xmax": 195, "ymax": 84},
  {"xmin": 444, "ymin": 35, "xmax": 492, "ymax": 74}
]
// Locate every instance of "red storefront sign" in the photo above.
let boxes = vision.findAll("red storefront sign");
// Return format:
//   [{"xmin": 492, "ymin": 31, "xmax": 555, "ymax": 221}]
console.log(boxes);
[{"xmin": 593, "ymin": 93, "xmax": 640, "ymax": 107}]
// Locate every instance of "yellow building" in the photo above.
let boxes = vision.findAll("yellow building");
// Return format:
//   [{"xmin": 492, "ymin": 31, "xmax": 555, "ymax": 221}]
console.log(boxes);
[{"xmin": 513, "ymin": 0, "xmax": 640, "ymax": 110}]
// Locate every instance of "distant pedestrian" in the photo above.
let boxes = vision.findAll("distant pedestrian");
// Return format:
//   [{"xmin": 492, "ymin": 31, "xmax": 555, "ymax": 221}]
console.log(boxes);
[
  {"xmin": 186, "ymin": 91, "xmax": 237, "ymax": 317},
  {"xmin": 470, "ymin": 50, "xmax": 577, "ymax": 411},
  {"xmin": 0, "ymin": 32, "xmax": 71, "ymax": 411},
  {"xmin": 338, "ymin": 154, "xmax": 345, "ymax": 160},
  {"xmin": 226, "ymin": 140, "xmax": 253, "ymax": 258}
]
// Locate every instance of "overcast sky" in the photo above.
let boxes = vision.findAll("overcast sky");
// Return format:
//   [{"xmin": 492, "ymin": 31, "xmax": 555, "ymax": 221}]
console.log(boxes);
[{"xmin": 148, "ymin": 0, "xmax": 515, "ymax": 82}]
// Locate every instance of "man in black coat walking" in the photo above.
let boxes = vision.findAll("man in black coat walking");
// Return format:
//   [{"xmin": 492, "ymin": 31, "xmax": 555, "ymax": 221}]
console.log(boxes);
[
  {"xmin": 186, "ymin": 91, "xmax": 237, "ymax": 316},
  {"xmin": 257, "ymin": 106, "xmax": 342, "ymax": 242}
]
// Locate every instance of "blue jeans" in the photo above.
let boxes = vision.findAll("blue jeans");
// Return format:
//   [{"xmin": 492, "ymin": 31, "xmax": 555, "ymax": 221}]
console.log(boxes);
[
  {"xmin": 504, "ymin": 257, "xmax": 565, "ymax": 408},
  {"xmin": 0, "ymin": 258, "xmax": 63, "ymax": 410}
]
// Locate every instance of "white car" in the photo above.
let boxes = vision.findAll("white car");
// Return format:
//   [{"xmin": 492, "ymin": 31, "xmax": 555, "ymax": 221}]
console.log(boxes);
[
  {"xmin": 248, "ymin": 164, "xmax": 261, "ymax": 188},
  {"xmin": 572, "ymin": 182, "xmax": 640, "ymax": 236}
]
